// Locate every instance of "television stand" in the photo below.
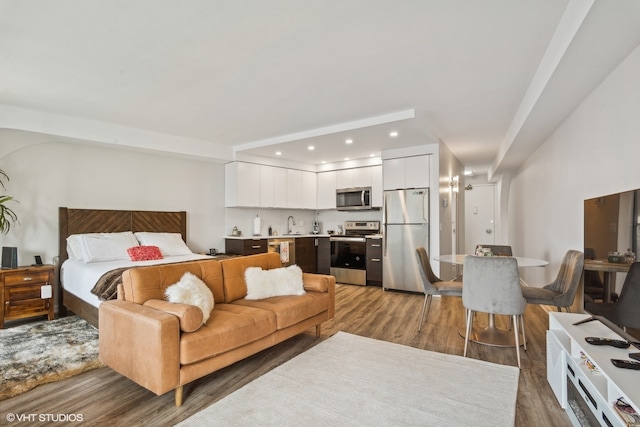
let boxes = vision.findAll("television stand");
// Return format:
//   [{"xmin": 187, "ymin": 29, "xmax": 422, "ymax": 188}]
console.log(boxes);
[{"xmin": 547, "ymin": 312, "xmax": 640, "ymax": 426}]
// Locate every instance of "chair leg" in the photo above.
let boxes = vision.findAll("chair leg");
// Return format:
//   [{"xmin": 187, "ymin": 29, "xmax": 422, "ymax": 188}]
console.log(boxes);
[
  {"xmin": 418, "ymin": 294, "xmax": 432, "ymax": 332},
  {"xmin": 463, "ymin": 309, "xmax": 473, "ymax": 358},
  {"xmin": 520, "ymin": 314, "xmax": 527, "ymax": 351},
  {"xmin": 512, "ymin": 315, "xmax": 521, "ymax": 369}
]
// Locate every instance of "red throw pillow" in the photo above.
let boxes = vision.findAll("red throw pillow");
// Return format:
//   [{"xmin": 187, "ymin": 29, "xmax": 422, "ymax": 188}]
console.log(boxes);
[{"xmin": 127, "ymin": 245, "xmax": 163, "ymax": 261}]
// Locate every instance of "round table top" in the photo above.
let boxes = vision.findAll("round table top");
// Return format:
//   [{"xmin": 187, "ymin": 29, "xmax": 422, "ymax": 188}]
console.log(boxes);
[{"xmin": 434, "ymin": 254, "xmax": 548, "ymax": 267}]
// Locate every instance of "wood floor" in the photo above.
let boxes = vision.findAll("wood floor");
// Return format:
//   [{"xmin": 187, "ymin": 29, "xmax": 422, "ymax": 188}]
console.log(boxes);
[{"xmin": 1, "ymin": 284, "xmax": 571, "ymax": 426}]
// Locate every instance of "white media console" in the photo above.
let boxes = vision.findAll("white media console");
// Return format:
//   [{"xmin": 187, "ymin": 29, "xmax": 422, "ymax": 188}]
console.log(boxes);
[{"xmin": 547, "ymin": 312, "xmax": 640, "ymax": 426}]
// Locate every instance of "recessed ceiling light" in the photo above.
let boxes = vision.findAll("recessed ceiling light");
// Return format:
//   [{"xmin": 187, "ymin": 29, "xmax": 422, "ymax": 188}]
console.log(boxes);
[
  {"xmin": 308, "ymin": 145, "xmax": 315, "ymax": 150},
  {"xmin": 345, "ymin": 139, "xmax": 353, "ymax": 144},
  {"xmin": 275, "ymin": 151, "xmax": 282, "ymax": 156},
  {"xmin": 463, "ymin": 169, "xmax": 474, "ymax": 176},
  {"xmin": 321, "ymin": 160, "xmax": 326, "ymax": 164},
  {"xmin": 344, "ymin": 157, "xmax": 350, "ymax": 161},
  {"xmin": 370, "ymin": 154, "xmax": 375, "ymax": 157},
  {"xmin": 389, "ymin": 131, "xmax": 399, "ymax": 137}
]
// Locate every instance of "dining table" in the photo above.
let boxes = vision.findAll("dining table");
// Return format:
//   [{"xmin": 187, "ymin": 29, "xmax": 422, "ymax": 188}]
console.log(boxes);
[
  {"xmin": 434, "ymin": 253, "xmax": 548, "ymax": 347},
  {"xmin": 583, "ymin": 259, "xmax": 630, "ymax": 303}
]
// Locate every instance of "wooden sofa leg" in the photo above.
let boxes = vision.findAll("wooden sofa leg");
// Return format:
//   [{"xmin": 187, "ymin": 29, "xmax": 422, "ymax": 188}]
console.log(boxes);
[
  {"xmin": 316, "ymin": 324, "xmax": 321, "ymax": 338},
  {"xmin": 175, "ymin": 385, "xmax": 183, "ymax": 407}
]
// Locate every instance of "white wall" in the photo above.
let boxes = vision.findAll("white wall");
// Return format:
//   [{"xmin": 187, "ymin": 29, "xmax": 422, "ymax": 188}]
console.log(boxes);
[
  {"xmin": 0, "ymin": 141, "xmax": 226, "ymax": 265},
  {"xmin": 508, "ymin": 43, "xmax": 640, "ymax": 286}
]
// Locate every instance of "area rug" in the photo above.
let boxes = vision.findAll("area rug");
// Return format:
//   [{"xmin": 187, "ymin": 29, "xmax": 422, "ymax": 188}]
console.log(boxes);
[
  {"xmin": 177, "ymin": 332, "xmax": 519, "ymax": 426},
  {"xmin": 0, "ymin": 316, "xmax": 103, "ymax": 400}
]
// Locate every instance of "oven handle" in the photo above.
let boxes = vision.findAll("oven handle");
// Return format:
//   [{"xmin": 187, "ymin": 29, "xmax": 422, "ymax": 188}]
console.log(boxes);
[{"xmin": 330, "ymin": 237, "xmax": 366, "ymax": 243}]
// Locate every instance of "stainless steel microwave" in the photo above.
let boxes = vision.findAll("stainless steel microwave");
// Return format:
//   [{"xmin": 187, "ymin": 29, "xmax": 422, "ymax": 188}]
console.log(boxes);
[{"xmin": 336, "ymin": 187, "xmax": 372, "ymax": 210}]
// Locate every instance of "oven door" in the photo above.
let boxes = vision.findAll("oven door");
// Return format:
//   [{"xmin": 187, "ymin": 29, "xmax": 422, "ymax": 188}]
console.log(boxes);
[{"xmin": 330, "ymin": 237, "xmax": 366, "ymax": 269}]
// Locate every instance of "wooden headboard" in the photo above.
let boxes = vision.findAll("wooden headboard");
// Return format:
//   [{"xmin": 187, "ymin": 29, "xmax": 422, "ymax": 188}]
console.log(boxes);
[{"xmin": 58, "ymin": 207, "xmax": 187, "ymax": 265}]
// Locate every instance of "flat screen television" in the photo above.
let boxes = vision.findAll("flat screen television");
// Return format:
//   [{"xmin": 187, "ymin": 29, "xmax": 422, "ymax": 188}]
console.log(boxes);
[{"xmin": 584, "ymin": 189, "xmax": 640, "ymax": 339}]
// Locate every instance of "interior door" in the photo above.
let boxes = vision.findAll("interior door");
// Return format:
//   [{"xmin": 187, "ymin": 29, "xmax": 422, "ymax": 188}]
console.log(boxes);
[{"xmin": 464, "ymin": 184, "xmax": 496, "ymax": 255}]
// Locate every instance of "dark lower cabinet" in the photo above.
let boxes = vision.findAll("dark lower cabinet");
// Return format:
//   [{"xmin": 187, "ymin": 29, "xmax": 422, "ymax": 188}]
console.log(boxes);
[
  {"xmin": 295, "ymin": 237, "xmax": 330, "ymax": 274},
  {"xmin": 316, "ymin": 237, "xmax": 330, "ymax": 274},
  {"xmin": 296, "ymin": 237, "xmax": 317, "ymax": 273},
  {"xmin": 225, "ymin": 238, "xmax": 268, "ymax": 255},
  {"xmin": 366, "ymin": 238, "xmax": 382, "ymax": 286}
]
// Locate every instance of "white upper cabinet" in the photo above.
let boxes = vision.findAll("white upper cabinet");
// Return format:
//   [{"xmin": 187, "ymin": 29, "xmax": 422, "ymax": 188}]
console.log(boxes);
[
  {"xmin": 225, "ymin": 162, "xmax": 261, "ymax": 207},
  {"xmin": 317, "ymin": 171, "xmax": 337, "ymax": 209},
  {"xmin": 371, "ymin": 165, "xmax": 383, "ymax": 207},
  {"xmin": 259, "ymin": 165, "xmax": 275, "ymax": 207},
  {"xmin": 272, "ymin": 167, "xmax": 287, "ymax": 208},
  {"xmin": 302, "ymin": 171, "xmax": 317, "ymax": 209},
  {"xmin": 225, "ymin": 161, "xmax": 381, "ymax": 209},
  {"xmin": 336, "ymin": 167, "xmax": 374, "ymax": 189},
  {"xmin": 383, "ymin": 155, "xmax": 430, "ymax": 190},
  {"xmin": 286, "ymin": 169, "xmax": 303, "ymax": 208}
]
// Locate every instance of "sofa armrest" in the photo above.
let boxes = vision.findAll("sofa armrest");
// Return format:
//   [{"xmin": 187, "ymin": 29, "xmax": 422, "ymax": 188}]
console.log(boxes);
[
  {"xmin": 143, "ymin": 299, "xmax": 204, "ymax": 332},
  {"xmin": 99, "ymin": 299, "xmax": 181, "ymax": 396},
  {"xmin": 302, "ymin": 273, "xmax": 336, "ymax": 319}
]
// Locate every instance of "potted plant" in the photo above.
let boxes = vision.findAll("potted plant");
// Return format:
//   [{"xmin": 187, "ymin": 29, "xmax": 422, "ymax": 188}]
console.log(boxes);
[{"xmin": 0, "ymin": 169, "xmax": 18, "ymax": 234}]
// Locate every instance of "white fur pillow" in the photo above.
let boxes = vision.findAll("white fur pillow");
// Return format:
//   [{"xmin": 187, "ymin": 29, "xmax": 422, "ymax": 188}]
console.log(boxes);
[
  {"xmin": 165, "ymin": 272, "xmax": 214, "ymax": 325},
  {"xmin": 244, "ymin": 265, "xmax": 305, "ymax": 300}
]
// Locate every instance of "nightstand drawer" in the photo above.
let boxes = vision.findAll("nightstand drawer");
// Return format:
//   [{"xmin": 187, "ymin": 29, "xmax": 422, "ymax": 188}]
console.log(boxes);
[{"xmin": 4, "ymin": 271, "xmax": 50, "ymax": 286}]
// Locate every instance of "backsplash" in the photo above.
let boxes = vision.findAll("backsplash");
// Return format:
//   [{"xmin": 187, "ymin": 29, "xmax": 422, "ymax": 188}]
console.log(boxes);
[{"xmin": 224, "ymin": 208, "xmax": 383, "ymax": 237}]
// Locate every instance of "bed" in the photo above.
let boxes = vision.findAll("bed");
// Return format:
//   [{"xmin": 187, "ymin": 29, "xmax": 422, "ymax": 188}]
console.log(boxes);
[{"xmin": 58, "ymin": 207, "xmax": 209, "ymax": 327}]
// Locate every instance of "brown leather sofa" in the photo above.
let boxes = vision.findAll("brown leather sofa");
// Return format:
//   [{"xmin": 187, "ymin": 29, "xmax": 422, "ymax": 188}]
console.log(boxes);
[{"xmin": 98, "ymin": 252, "xmax": 335, "ymax": 406}]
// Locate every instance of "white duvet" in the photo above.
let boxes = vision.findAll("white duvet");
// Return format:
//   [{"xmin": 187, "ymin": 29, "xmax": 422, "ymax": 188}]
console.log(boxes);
[{"xmin": 61, "ymin": 254, "xmax": 212, "ymax": 308}]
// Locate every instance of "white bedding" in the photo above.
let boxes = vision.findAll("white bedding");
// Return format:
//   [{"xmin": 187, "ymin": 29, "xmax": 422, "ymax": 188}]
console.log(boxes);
[{"xmin": 61, "ymin": 254, "xmax": 212, "ymax": 308}]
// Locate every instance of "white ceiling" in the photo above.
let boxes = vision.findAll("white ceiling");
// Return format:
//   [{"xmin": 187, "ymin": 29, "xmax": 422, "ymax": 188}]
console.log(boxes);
[{"xmin": 2, "ymin": 1, "xmax": 640, "ymax": 177}]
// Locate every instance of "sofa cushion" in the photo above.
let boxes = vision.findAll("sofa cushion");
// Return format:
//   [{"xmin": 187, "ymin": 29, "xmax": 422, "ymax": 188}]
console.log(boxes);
[
  {"xmin": 245, "ymin": 265, "xmax": 305, "ymax": 300},
  {"xmin": 232, "ymin": 292, "xmax": 330, "ymax": 330},
  {"xmin": 179, "ymin": 303, "xmax": 277, "ymax": 365},
  {"xmin": 121, "ymin": 259, "xmax": 224, "ymax": 304},
  {"xmin": 219, "ymin": 253, "xmax": 283, "ymax": 302}
]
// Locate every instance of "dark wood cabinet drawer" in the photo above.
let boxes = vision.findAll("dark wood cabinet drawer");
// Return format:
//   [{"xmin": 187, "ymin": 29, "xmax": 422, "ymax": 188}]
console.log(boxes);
[
  {"xmin": 366, "ymin": 238, "xmax": 383, "ymax": 285},
  {"xmin": 4, "ymin": 271, "xmax": 51, "ymax": 286},
  {"xmin": 225, "ymin": 238, "xmax": 268, "ymax": 255}
]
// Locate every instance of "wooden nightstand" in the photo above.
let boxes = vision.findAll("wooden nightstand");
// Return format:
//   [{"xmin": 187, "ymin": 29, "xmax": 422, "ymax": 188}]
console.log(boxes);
[{"xmin": 0, "ymin": 265, "xmax": 55, "ymax": 329}]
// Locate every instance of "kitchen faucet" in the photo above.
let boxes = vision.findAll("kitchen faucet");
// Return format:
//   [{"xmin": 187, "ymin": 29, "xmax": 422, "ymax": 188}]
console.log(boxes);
[{"xmin": 287, "ymin": 216, "xmax": 296, "ymax": 234}]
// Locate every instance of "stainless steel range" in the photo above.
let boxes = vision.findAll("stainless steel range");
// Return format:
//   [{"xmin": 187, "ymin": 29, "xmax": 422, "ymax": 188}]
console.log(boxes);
[{"xmin": 330, "ymin": 221, "xmax": 380, "ymax": 286}]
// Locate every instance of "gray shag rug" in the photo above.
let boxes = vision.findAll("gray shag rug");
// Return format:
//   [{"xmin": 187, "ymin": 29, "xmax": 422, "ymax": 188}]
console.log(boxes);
[
  {"xmin": 0, "ymin": 316, "xmax": 103, "ymax": 400},
  {"xmin": 177, "ymin": 331, "xmax": 519, "ymax": 427}
]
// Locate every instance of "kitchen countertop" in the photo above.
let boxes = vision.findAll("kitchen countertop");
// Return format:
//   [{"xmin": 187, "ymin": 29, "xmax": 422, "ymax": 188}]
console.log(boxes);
[{"xmin": 225, "ymin": 234, "xmax": 331, "ymax": 240}]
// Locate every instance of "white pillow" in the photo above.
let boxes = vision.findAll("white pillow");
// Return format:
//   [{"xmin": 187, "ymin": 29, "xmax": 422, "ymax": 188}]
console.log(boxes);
[
  {"xmin": 165, "ymin": 272, "xmax": 214, "ymax": 325},
  {"xmin": 134, "ymin": 232, "xmax": 192, "ymax": 256},
  {"xmin": 66, "ymin": 234, "xmax": 85, "ymax": 260},
  {"xmin": 78, "ymin": 232, "xmax": 139, "ymax": 263},
  {"xmin": 244, "ymin": 265, "xmax": 305, "ymax": 300}
]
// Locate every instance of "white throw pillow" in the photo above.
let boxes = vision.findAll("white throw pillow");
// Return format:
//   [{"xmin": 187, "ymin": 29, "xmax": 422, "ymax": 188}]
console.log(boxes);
[
  {"xmin": 79, "ymin": 232, "xmax": 139, "ymax": 263},
  {"xmin": 165, "ymin": 272, "xmax": 214, "ymax": 325},
  {"xmin": 244, "ymin": 265, "xmax": 305, "ymax": 300},
  {"xmin": 134, "ymin": 232, "xmax": 193, "ymax": 256}
]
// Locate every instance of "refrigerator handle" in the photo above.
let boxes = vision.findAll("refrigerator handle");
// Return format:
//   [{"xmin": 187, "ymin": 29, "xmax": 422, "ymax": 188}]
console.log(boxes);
[{"xmin": 383, "ymin": 225, "xmax": 388, "ymax": 256}]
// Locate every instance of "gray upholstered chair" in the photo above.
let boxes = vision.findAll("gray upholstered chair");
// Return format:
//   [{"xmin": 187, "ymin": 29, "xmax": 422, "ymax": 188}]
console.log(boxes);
[
  {"xmin": 583, "ymin": 248, "xmax": 618, "ymax": 303},
  {"xmin": 475, "ymin": 244, "xmax": 513, "ymax": 256},
  {"xmin": 416, "ymin": 247, "xmax": 463, "ymax": 332},
  {"xmin": 585, "ymin": 262, "xmax": 640, "ymax": 330},
  {"xmin": 462, "ymin": 255, "xmax": 526, "ymax": 368},
  {"xmin": 521, "ymin": 250, "xmax": 584, "ymax": 312}
]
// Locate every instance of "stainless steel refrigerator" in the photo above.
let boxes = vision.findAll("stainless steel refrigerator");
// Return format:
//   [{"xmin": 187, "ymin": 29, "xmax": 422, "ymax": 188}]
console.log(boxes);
[{"xmin": 383, "ymin": 188, "xmax": 429, "ymax": 292}]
